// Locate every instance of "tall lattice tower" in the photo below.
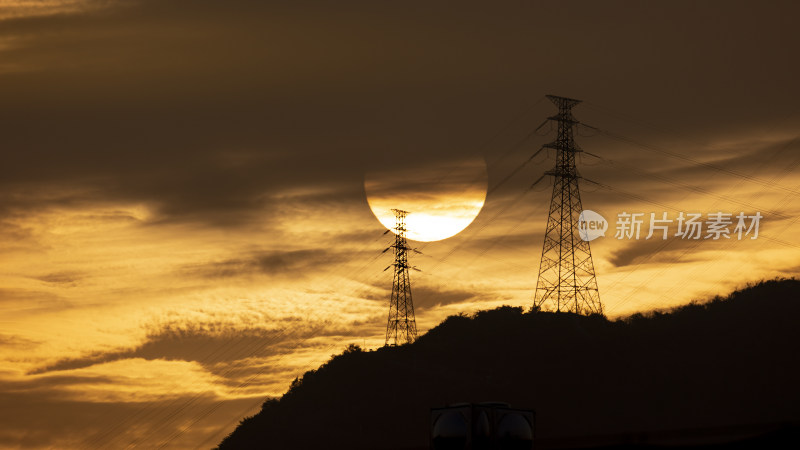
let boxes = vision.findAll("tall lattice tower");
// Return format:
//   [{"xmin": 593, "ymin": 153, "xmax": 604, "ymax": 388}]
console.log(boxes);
[
  {"xmin": 385, "ymin": 209, "xmax": 418, "ymax": 345},
  {"xmin": 533, "ymin": 95, "xmax": 603, "ymax": 315}
]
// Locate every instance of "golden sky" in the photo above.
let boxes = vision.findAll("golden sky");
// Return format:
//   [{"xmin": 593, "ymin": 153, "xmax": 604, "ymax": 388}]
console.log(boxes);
[{"xmin": 0, "ymin": 0, "xmax": 799, "ymax": 448}]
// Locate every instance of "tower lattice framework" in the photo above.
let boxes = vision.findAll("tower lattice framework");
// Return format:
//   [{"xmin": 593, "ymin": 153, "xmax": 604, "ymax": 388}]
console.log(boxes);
[
  {"xmin": 385, "ymin": 209, "xmax": 418, "ymax": 345},
  {"xmin": 533, "ymin": 95, "xmax": 603, "ymax": 315}
]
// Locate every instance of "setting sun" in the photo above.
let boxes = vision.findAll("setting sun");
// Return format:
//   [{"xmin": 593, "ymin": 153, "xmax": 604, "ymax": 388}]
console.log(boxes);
[{"xmin": 364, "ymin": 157, "xmax": 488, "ymax": 242}]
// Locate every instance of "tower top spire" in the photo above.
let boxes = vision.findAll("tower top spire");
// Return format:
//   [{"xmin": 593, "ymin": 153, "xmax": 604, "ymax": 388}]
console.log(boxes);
[{"xmin": 546, "ymin": 94, "xmax": 582, "ymax": 107}]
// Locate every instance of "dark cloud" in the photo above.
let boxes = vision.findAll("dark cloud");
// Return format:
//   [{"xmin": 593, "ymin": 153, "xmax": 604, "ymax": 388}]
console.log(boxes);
[
  {"xmin": 459, "ymin": 231, "xmax": 542, "ymax": 256},
  {"xmin": 0, "ymin": 288, "xmax": 70, "ymax": 309},
  {"xmin": 365, "ymin": 157, "xmax": 488, "ymax": 201},
  {"xmin": 31, "ymin": 270, "xmax": 83, "ymax": 286},
  {"xmin": 778, "ymin": 264, "xmax": 800, "ymax": 278},
  {"xmin": 358, "ymin": 279, "xmax": 477, "ymax": 310},
  {"xmin": 3, "ymin": 373, "xmax": 116, "ymax": 395},
  {"xmin": 178, "ymin": 249, "xmax": 348, "ymax": 279},
  {"xmin": 0, "ymin": 0, "xmax": 797, "ymax": 230},
  {"xmin": 407, "ymin": 285, "xmax": 477, "ymax": 310},
  {"xmin": 609, "ymin": 236, "xmax": 715, "ymax": 268},
  {"xmin": 0, "ymin": 333, "xmax": 39, "ymax": 349},
  {"xmin": 30, "ymin": 319, "xmax": 368, "ymax": 376},
  {"xmin": 657, "ymin": 136, "xmax": 800, "ymax": 189}
]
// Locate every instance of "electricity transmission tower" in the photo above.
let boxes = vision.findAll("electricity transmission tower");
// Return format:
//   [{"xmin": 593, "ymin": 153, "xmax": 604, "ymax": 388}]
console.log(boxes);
[
  {"xmin": 533, "ymin": 95, "xmax": 603, "ymax": 315},
  {"xmin": 385, "ymin": 209, "xmax": 418, "ymax": 346}
]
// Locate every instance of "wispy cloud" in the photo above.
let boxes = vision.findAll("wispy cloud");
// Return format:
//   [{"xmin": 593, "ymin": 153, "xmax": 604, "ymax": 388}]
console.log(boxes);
[{"xmin": 0, "ymin": 0, "xmax": 113, "ymax": 21}]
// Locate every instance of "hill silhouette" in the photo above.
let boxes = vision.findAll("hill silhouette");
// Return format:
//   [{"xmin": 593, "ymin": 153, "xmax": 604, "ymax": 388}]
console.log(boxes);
[{"xmin": 217, "ymin": 279, "xmax": 800, "ymax": 449}]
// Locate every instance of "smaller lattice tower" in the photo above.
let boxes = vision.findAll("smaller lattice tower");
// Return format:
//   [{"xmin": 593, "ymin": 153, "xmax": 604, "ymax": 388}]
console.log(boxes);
[{"xmin": 385, "ymin": 209, "xmax": 418, "ymax": 346}]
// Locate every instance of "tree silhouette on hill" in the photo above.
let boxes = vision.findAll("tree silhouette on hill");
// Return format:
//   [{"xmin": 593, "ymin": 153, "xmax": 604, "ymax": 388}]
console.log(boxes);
[{"xmin": 218, "ymin": 279, "xmax": 800, "ymax": 449}]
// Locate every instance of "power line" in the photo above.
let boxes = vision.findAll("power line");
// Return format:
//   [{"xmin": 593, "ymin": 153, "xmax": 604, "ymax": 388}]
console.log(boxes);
[{"xmin": 581, "ymin": 122, "xmax": 800, "ymax": 198}]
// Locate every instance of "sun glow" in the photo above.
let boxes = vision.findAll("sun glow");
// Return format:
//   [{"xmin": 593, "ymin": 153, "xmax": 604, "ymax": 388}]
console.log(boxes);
[{"xmin": 364, "ymin": 158, "xmax": 488, "ymax": 242}]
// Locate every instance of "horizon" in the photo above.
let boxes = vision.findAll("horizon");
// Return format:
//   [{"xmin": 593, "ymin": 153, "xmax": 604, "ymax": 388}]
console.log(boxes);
[{"xmin": 1, "ymin": 1, "xmax": 799, "ymax": 448}]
